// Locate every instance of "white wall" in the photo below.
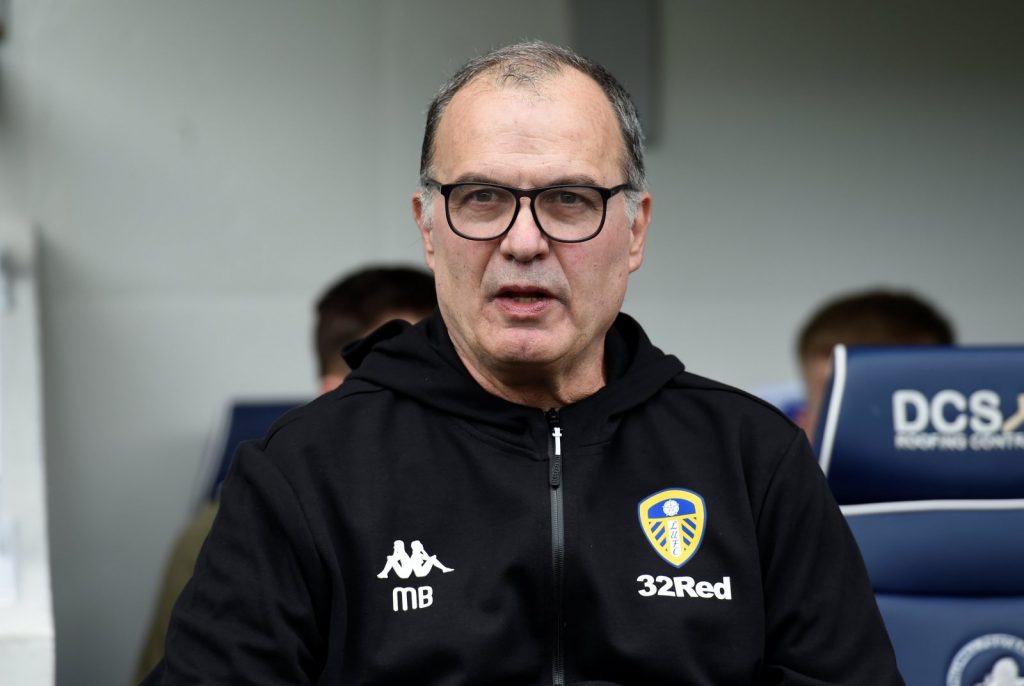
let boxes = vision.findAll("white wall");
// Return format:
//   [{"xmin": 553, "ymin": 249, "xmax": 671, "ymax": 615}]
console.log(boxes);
[
  {"xmin": 0, "ymin": 2, "xmax": 1021, "ymax": 685},
  {"xmin": 631, "ymin": 2, "xmax": 1024, "ymax": 386}
]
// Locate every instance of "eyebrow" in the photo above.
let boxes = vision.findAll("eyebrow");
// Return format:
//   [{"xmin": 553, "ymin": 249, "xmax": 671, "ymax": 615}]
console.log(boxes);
[{"xmin": 449, "ymin": 173, "xmax": 603, "ymax": 188}]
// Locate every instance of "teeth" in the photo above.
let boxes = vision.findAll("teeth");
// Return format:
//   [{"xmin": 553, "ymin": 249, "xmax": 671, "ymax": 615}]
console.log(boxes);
[{"xmin": 510, "ymin": 295, "xmax": 542, "ymax": 303}]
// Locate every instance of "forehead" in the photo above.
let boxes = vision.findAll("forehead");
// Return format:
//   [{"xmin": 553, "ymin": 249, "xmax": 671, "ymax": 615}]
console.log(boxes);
[{"xmin": 432, "ymin": 68, "xmax": 624, "ymax": 183}]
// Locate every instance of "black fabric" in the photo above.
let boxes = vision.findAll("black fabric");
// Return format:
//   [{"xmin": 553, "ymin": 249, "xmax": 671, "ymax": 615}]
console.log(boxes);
[{"xmin": 143, "ymin": 312, "xmax": 903, "ymax": 685}]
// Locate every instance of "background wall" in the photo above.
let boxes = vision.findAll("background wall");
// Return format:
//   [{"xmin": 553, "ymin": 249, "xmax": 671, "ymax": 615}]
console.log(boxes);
[{"xmin": 0, "ymin": 1, "xmax": 1021, "ymax": 684}]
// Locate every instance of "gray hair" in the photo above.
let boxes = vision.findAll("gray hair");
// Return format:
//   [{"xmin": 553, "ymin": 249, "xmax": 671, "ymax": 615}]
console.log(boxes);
[{"xmin": 418, "ymin": 41, "xmax": 647, "ymax": 220}]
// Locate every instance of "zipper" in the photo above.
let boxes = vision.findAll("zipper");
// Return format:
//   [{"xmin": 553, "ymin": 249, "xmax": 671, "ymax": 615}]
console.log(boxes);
[{"xmin": 546, "ymin": 409, "xmax": 565, "ymax": 686}]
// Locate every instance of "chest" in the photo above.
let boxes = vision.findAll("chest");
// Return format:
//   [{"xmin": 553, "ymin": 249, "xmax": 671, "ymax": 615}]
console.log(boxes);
[{"xmin": 312, "ymin": 412, "xmax": 768, "ymax": 684}]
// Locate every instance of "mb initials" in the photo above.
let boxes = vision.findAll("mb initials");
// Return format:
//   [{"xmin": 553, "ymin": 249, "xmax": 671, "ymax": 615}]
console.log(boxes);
[{"xmin": 392, "ymin": 586, "xmax": 433, "ymax": 612}]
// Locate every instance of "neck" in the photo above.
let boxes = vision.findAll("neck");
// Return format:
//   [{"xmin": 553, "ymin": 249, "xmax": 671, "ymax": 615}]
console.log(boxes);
[
  {"xmin": 318, "ymin": 373, "xmax": 346, "ymax": 396},
  {"xmin": 451, "ymin": 339, "xmax": 607, "ymax": 410}
]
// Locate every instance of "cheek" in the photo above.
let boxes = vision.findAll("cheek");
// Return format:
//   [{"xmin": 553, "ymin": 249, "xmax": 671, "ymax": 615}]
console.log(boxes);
[
  {"xmin": 433, "ymin": 237, "xmax": 487, "ymax": 299},
  {"xmin": 435, "ymin": 260, "xmax": 467, "ymax": 308},
  {"xmin": 583, "ymin": 241, "xmax": 631, "ymax": 288},
  {"xmin": 566, "ymin": 254, "xmax": 630, "ymax": 322}
]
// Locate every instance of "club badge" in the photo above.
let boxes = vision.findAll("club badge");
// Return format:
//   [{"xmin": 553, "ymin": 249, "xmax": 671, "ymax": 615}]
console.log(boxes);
[
  {"xmin": 638, "ymin": 488, "xmax": 706, "ymax": 568},
  {"xmin": 947, "ymin": 634, "xmax": 1024, "ymax": 686}
]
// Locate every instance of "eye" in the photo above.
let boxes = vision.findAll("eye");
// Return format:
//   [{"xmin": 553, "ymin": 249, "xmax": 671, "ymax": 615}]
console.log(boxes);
[
  {"xmin": 450, "ymin": 185, "xmax": 509, "ymax": 208},
  {"xmin": 469, "ymin": 189, "xmax": 499, "ymax": 203},
  {"xmin": 539, "ymin": 187, "xmax": 601, "ymax": 213}
]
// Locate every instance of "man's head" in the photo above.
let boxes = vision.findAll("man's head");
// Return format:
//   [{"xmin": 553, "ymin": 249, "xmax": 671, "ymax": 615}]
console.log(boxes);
[
  {"xmin": 315, "ymin": 265, "xmax": 437, "ymax": 394},
  {"xmin": 796, "ymin": 288, "xmax": 955, "ymax": 435},
  {"xmin": 412, "ymin": 42, "xmax": 652, "ymax": 407},
  {"xmin": 419, "ymin": 41, "xmax": 648, "ymax": 206}
]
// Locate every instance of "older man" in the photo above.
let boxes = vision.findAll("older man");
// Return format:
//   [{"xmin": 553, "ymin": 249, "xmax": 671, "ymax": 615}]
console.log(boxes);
[{"xmin": 144, "ymin": 42, "xmax": 902, "ymax": 685}]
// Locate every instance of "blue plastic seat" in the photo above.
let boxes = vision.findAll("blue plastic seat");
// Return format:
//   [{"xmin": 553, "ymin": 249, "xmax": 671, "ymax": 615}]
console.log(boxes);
[
  {"xmin": 814, "ymin": 345, "xmax": 1024, "ymax": 685},
  {"xmin": 207, "ymin": 399, "xmax": 305, "ymax": 499}
]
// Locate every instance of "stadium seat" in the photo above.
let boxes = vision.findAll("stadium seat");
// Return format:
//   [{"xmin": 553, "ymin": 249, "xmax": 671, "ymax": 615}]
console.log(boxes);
[
  {"xmin": 207, "ymin": 399, "xmax": 304, "ymax": 500},
  {"xmin": 813, "ymin": 345, "xmax": 1024, "ymax": 685}
]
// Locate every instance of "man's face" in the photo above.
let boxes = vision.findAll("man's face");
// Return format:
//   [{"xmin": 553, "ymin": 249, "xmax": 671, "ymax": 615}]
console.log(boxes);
[{"xmin": 413, "ymin": 69, "xmax": 651, "ymax": 384}]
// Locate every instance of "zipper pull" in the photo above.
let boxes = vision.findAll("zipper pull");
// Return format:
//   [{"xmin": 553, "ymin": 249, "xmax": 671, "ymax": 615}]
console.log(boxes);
[{"xmin": 547, "ymin": 409, "xmax": 562, "ymax": 488}]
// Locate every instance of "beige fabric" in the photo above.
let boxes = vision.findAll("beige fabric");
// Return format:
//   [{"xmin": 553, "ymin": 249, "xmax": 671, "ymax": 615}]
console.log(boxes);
[{"xmin": 134, "ymin": 501, "xmax": 220, "ymax": 683}]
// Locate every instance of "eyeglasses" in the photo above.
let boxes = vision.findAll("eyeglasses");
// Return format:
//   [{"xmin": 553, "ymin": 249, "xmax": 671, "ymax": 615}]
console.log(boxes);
[{"xmin": 423, "ymin": 179, "xmax": 632, "ymax": 243}]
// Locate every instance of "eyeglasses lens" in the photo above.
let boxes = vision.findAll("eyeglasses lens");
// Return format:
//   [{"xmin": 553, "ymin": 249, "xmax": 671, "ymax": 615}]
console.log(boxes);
[{"xmin": 447, "ymin": 185, "xmax": 605, "ymax": 241}]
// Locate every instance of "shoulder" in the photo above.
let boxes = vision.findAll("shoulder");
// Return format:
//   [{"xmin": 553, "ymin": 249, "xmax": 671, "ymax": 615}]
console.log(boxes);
[
  {"xmin": 218, "ymin": 381, "xmax": 402, "ymax": 497},
  {"xmin": 259, "ymin": 380, "xmax": 391, "ymax": 448},
  {"xmin": 656, "ymin": 370, "xmax": 815, "ymax": 495},
  {"xmin": 665, "ymin": 370, "xmax": 800, "ymax": 434}
]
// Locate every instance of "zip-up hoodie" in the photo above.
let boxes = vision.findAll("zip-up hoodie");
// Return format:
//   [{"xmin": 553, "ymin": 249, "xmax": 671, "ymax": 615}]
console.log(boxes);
[{"xmin": 147, "ymin": 312, "xmax": 903, "ymax": 685}]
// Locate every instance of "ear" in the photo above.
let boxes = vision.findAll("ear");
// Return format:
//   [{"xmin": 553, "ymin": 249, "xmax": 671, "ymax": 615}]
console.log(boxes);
[
  {"xmin": 412, "ymin": 191, "xmax": 436, "ymax": 271},
  {"xmin": 627, "ymin": 192, "xmax": 652, "ymax": 273}
]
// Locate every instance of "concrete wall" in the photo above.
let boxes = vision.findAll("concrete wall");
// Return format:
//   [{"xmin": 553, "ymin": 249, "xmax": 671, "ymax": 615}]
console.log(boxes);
[
  {"xmin": 634, "ymin": 2, "xmax": 1024, "ymax": 385},
  {"xmin": 0, "ymin": 1, "xmax": 1021, "ymax": 684}
]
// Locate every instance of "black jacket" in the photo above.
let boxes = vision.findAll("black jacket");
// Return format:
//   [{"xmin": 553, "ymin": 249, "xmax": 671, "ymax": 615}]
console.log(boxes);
[{"xmin": 146, "ymin": 312, "xmax": 903, "ymax": 685}]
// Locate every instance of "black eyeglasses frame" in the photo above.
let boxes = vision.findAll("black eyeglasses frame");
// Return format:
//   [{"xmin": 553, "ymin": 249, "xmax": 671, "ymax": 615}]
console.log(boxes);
[{"xmin": 423, "ymin": 178, "xmax": 632, "ymax": 243}]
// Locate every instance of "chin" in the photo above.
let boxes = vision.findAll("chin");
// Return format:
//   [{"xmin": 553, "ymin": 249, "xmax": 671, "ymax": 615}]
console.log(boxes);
[{"xmin": 489, "ymin": 332, "xmax": 564, "ymax": 368}]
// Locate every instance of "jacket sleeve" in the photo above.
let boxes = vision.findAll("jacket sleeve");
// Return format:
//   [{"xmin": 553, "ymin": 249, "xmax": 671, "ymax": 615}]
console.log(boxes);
[
  {"xmin": 755, "ymin": 429, "xmax": 905, "ymax": 685},
  {"xmin": 140, "ymin": 439, "xmax": 329, "ymax": 685}
]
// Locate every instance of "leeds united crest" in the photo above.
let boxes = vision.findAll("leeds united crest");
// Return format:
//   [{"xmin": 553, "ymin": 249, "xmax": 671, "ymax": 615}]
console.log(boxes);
[{"xmin": 638, "ymin": 488, "xmax": 706, "ymax": 568}]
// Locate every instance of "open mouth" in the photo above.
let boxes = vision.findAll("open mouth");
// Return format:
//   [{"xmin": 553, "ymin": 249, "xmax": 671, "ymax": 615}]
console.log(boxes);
[
  {"xmin": 503, "ymin": 293, "xmax": 548, "ymax": 303},
  {"xmin": 497, "ymin": 287, "xmax": 552, "ymax": 303},
  {"xmin": 493, "ymin": 286, "xmax": 557, "ymax": 315}
]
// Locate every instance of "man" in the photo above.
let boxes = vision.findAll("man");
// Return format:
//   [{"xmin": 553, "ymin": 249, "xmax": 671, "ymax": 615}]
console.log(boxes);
[
  {"xmin": 144, "ymin": 42, "xmax": 902, "ymax": 684},
  {"xmin": 796, "ymin": 288, "xmax": 955, "ymax": 437},
  {"xmin": 313, "ymin": 266, "xmax": 440, "ymax": 395},
  {"xmin": 135, "ymin": 265, "xmax": 435, "ymax": 681}
]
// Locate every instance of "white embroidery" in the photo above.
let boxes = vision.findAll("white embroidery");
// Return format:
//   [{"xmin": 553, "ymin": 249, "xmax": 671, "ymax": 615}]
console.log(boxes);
[
  {"xmin": 947, "ymin": 634, "xmax": 1024, "ymax": 686},
  {"xmin": 377, "ymin": 539, "xmax": 454, "ymax": 580},
  {"xmin": 975, "ymin": 658, "xmax": 1024, "ymax": 686}
]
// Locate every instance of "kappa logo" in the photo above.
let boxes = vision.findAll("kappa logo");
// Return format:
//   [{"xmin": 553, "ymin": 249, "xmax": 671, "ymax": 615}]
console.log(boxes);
[
  {"xmin": 893, "ymin": 390, "xmax": 1024, "ymax": 452},
  {"xmin": 376, "ymin": 539, "xmax": 454, "ymax": 613},
  {"xmin": 376, "ymin": 539, "xmax": 454, "ymax": 580},
  {"xmin": 947, "ymin": 634, "xmax": 1024, "ymax": 686},
  {"xmin": 638, "ymin": 488, "xmax": 706, "ymax": 568}
]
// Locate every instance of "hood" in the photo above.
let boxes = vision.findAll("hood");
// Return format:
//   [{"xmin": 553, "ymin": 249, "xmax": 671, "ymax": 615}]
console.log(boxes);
[{"xmin": 342, "ymin": 311, "xmax": 685, "ymax": 450}]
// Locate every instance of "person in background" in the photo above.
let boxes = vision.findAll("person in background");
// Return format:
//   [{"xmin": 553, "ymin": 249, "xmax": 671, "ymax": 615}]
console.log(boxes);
[
  {"xmin": 314, "ymin": 266, "xmax": 440, "ymax": 395},
  {"xmin": 796, "ymin": 288, "xmax": 955, "ymax": 438},
  {"xmin": 133, "ymin": 265, "xmax": 436, "ymax": 681},
  {"xmin": 143, "ymin": 41, "xmax": 902, "ymax": 684}
]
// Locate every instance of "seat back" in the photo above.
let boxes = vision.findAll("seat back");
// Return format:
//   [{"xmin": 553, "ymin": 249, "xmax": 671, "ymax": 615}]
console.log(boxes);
[
  {"xmin": 207, "ymin": 399, "xmax": 304, "ymax": 499},
  {"xmin": 814, "ymin": 345, "xmax": 1024, "ymax": 685}
]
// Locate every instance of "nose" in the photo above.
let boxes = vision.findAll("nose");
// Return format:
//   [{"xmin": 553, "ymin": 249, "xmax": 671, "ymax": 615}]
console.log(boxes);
[{"xmin": 499, "ymin": 197, "xmax": 550, "ymax": 263}]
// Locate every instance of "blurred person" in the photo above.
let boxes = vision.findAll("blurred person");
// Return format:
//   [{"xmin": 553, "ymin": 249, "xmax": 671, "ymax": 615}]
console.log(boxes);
[
  {"xmin": 796, "ymin": 288, "xmax": 955, "ymax": 437},
  {"xmin": 133, "ymin": 265, "xmax": 435, "ymax": 681},
  {"xmin": 143, "ymin": 42, "xmax": 902, "ymax": 684},
  {"xmin": 314, "ymin": 266, "xmax": 440, "ymax": 395}
]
